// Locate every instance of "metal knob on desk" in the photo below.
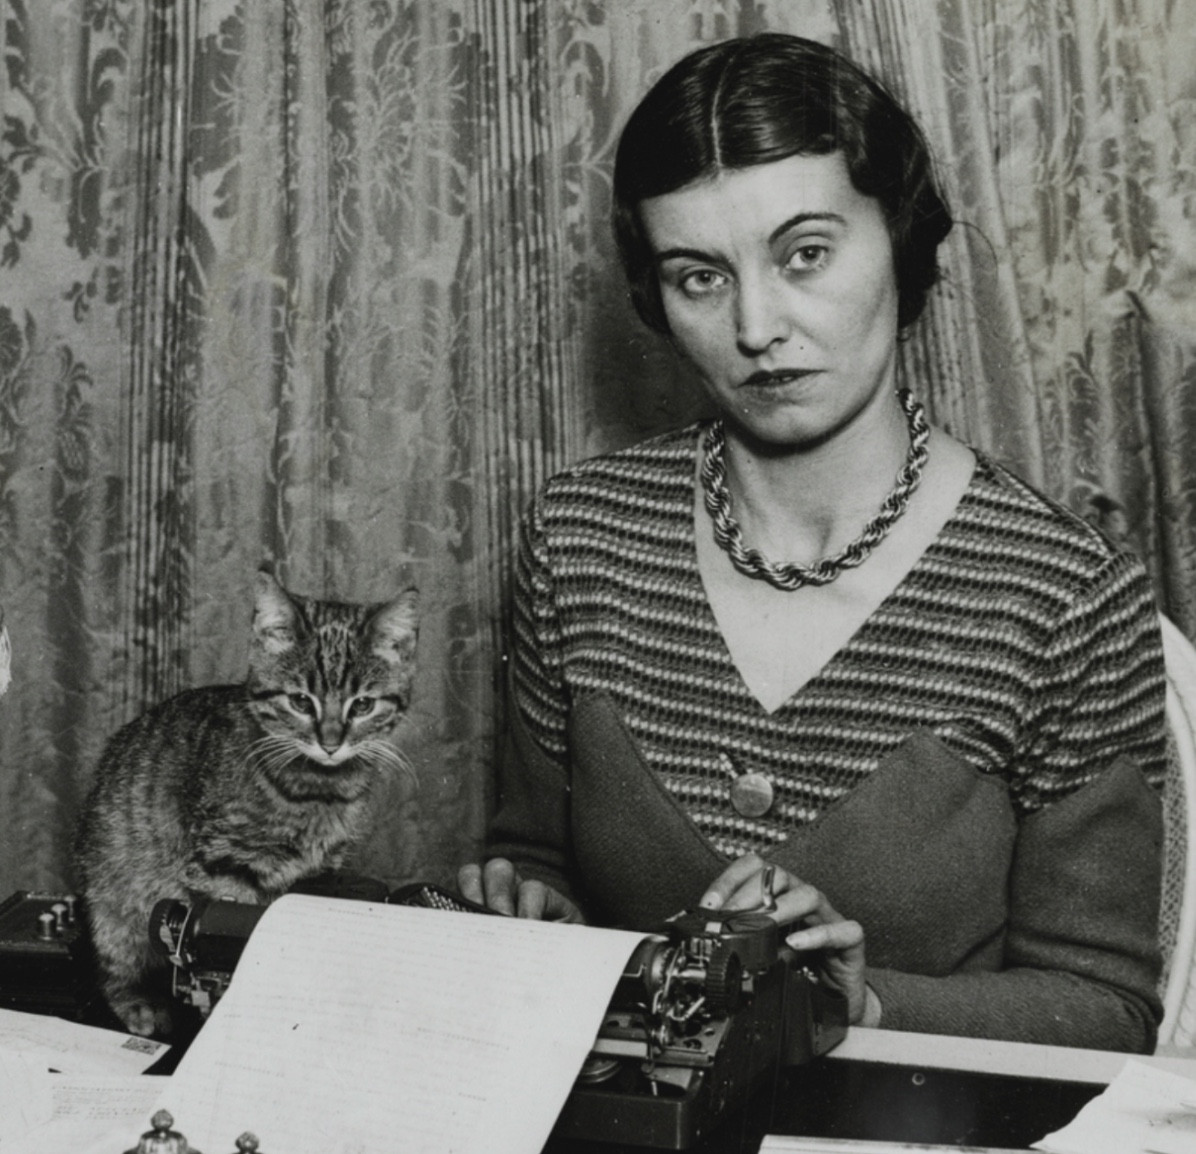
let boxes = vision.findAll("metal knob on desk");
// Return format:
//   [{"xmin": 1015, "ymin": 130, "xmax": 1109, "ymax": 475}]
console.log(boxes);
[
  {"xmin": 123, "ymin": 1110, "xmax": 198, "ymax": 1154},
  {"xmin": 121, "ymin": 1112, "xmax": 263, "ymax": 1154}
]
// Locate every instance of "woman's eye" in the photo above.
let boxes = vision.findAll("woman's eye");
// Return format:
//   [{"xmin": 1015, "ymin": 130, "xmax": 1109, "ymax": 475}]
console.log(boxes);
[
  {"xmin": 677, "ymin": 268, "xmax": 728, "ymax": 298},
  {"xmin": 787, "ymin": 244, "xmax": 829, "ymax": 272},
  {"xmin": 288, "ymin": 693, "xmax": 316, "ymax": 716},
  {"xmin": 348, "ymin": 696, "xmax": 374, "ymax": 719}
]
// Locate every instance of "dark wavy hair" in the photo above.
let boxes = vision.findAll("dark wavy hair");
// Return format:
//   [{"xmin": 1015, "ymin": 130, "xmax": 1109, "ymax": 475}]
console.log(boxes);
[{"xmin": 612, "ymin": 34, "xmax": 953, "ymax": 333}]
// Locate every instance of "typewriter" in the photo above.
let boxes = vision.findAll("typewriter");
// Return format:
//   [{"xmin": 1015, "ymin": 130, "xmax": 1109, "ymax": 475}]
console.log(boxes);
[
  {"xmin": 150, "ymin": 874, "xmax": 848, "ymax": 1150},
  {"xmin": 549, "ymin": 900, "xmax": 848, "ymax": 1148}
]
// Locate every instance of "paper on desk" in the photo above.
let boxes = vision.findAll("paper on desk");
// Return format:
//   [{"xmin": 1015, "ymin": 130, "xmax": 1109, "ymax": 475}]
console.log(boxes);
[
  {"xmin": 0, "ymin": 1006, "xmax": 167, "ymax": 1075},
  {"xmin": 0, "ymin": 1050, "xmax": 163, "ymax": 1153},
  {"xmin": 0, "ymin": 1051, "xmax": 48, "ymax": 1142},
  {"xmin": 127, "ymin": 894, "xmax": 648, "ymax": 1154},
  {"xmin": 1034, "ymin": 1058, "xmax": 1196, "ymax": 1154}
]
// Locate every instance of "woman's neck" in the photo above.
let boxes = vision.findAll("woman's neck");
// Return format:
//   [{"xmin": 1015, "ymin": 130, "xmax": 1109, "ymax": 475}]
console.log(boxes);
[{"xmin": 719, "ymin": 390, "xmax": 913, "ymax": 565}]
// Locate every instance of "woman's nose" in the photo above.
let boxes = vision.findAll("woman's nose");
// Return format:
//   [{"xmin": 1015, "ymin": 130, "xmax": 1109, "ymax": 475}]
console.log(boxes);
[{"xmin": 734, "ymin": 270, "xmax": 792, "ymax": 353}]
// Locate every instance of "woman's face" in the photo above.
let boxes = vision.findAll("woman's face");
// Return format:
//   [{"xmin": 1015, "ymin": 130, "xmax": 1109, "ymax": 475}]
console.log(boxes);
[{"xmin": 639, "ymin": 151, "xmax": 901, "ymax": 450}]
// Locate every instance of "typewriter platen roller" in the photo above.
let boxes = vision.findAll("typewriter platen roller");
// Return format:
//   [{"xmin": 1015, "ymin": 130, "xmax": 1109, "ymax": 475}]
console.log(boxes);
[{"xmin": 150, "ymin": 877, "xmax": 847, "ymax": 1150}]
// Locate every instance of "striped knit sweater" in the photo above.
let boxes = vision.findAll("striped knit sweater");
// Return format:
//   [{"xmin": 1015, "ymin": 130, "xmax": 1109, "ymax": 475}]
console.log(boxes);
[{"xmin": 512, "ymin": 423, "xmax": 1167, "ymax": 860}]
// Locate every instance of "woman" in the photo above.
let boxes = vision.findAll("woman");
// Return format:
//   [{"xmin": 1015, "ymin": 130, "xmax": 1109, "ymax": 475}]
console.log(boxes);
[{"xmin": 459, "ymin": 33, "xmax": 1167, "ymax": 1052}]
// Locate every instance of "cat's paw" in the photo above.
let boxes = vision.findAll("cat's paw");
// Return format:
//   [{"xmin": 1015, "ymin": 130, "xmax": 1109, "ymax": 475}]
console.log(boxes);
[{"xmin": 115, "ymin": 996, "xmax": 173, "ymax": 1038}]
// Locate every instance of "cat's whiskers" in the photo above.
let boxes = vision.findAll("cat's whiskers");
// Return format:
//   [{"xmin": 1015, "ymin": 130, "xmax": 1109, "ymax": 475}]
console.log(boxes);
[
  {"xmin": 247, "ymin": 733, "xmax": 306, "ymax": 778},
  {"xmin": 356, "ymin": 738, "xmax": 417, "ymax": 789},
  {"xmin": 249, "ymin": 731, "xmax": 387, "ymax": 782}
]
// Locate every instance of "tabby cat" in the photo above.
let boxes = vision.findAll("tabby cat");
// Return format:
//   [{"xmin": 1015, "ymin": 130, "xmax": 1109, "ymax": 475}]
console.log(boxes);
[{"xmin": 73, "ymin": 568, "xmax": 419, "ymax": 1037}]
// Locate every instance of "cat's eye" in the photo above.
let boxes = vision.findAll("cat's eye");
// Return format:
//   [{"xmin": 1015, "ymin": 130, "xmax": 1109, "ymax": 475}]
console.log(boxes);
[
  {"xmin": 347, "ymin": 696, "xmax": 374, "ymax": 719},
  {"xmin": 288, "ymin": 693, "xmax": 317, "ymax": 716}
]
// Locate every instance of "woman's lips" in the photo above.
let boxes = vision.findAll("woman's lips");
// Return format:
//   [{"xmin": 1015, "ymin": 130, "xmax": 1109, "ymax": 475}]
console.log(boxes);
[{"xmin": 739, "ymin": 368, "xmax": 820, "ymax": 388}]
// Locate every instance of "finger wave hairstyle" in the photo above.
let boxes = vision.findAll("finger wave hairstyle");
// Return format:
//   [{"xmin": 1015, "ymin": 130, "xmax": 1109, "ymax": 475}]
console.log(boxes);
[{"xmin": 612, "ymin": 33, "xmax": 954, "ymax": 333}]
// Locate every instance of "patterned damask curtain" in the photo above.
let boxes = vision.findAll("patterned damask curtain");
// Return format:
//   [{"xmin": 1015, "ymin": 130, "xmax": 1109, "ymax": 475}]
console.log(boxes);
[
  {"xmin": 0, "ymin": 0, "xmax": 1192, "ymax": 893},
  {"xmin": 836, "ymin": 0, "xmax": 1196, "ymax": 622}
]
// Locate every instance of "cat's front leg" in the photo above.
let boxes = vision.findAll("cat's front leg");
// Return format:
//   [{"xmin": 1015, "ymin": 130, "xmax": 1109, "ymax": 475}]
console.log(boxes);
[
  {"xmin": 86, "ymin": 895, "xmax": 176, "ymax": 1037},
  {"xmin": 106, "ymin": 985, "xmax": 174, "ymax": 1038}
]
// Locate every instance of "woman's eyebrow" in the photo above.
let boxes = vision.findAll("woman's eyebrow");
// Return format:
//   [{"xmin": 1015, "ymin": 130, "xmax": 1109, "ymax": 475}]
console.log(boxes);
[
  {"xmin": 652, "ymin": 245, "xmax": 721, "ymax": 266},
  {"xmin": 653, "ymin": 211, "xmax": 850, "ymax": 266},
  {"xmin": 768, "ymin": 211, "xmax": 848, "ymax": 245}
]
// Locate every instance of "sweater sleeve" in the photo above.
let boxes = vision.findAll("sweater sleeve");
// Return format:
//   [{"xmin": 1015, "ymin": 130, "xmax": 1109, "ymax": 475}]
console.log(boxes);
[
  {"xmin": 1015, "ymin": 550, "xmax": 1168, "ymax": 807},
  {"xmin": 866, "ymin": 754, "xmax": 1164, "ymax": 1051},
  {"xmin": 869, "ymin": 551, "xmax": 1168, "ymax": 1052},
  {"xmin": 486, "ymin": 497, "xmax": 588, "ymax": 909}
]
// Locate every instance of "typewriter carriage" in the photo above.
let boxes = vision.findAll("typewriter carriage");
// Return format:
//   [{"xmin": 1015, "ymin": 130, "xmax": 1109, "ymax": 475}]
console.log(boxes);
[{"xmin": 148, "ymin": 880, "xmax": 848, "ymax": 1149}]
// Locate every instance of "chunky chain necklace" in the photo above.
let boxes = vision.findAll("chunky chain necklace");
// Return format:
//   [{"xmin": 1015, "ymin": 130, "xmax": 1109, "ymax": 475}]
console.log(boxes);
[{"xmin": 700, "ymin": 388, "xmax": 930, "ymax": 592}]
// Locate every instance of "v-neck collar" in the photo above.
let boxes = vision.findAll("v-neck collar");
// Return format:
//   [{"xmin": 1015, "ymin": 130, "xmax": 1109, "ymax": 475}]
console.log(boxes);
[{"xmin": 678, "ymin": 424, "xmax": 989, "ymax": 718}]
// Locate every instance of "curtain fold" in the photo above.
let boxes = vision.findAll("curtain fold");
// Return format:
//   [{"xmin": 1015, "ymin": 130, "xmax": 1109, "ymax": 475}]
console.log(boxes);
[
  {"xmin": 1, "ymin": 0, "xmax": 139, "ymax": 883},
  {"xmin": 123, "ymin": 0, "xmax": 199, "ymax": 711},
  {"xmin": 1, "ymin": 0, "xmax": 1193, "ymax": 892}
]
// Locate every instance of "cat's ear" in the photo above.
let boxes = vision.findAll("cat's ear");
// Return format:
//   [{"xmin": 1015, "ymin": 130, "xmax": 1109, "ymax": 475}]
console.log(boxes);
[
  {"xmin": 369, "ymin": 588, "xmax": 419, "ymax": 665},
  {"xmin": 252, "ymin": 567, "xmax": 299, "ymax": 655}
]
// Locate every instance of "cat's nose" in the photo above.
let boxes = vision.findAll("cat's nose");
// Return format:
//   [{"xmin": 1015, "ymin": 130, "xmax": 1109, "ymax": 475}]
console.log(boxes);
[{"xmin": 318, "ymin": 719, "xmax": 345, "ymax": 753}]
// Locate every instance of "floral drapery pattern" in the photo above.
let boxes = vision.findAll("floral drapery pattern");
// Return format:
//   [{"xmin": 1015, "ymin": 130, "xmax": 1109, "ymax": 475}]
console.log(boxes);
[
  {"xmin": 836, "ymin": 0, "xmax": 1196, "ymax": 607},
  {"xmin": 1, "ymin": 0, "xmax": 1193, "ymax": 891}
]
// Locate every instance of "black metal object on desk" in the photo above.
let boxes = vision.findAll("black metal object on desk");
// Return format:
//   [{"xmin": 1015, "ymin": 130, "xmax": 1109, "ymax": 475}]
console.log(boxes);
[
  {"xmin": 545, "ymin": 1054, "xmax": 1102, "ymax": 1153},
  {"xmin": 0, "ymin": 890, "xmax": 97, "ymax": 1020},
  {"xmin": 777, "ymin": 1058, "xmax": 1102, "ymax": 1150}
]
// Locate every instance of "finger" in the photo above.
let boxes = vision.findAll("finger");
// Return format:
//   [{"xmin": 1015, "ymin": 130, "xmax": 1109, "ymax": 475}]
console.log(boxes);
[
  {"xmin": 790, "ymin": 892, "xmax": 848, "ymax": 928},
  {"xmin": 457, "ymin": 862, "xmax": 484, "ymax": 904},
  {"xmin": 539, "ymin": 886, "xmax": 585, "ymax": 925},
  {"xmin": 716, "ymin": 865, "xmax": 824, "ymax": 923},
  {"xmin": 718, "ymin": 864, "xmax": 808, "ymax": 913},
  {"xmin": 481, "ymin": 858, "xmax": 519, "ymax": 916},
  {"xmin": 515, "ymin": 879, "xmax": 585, "ymax": 923},
  {"xmin": 765, "ymin": 879, "xmax": 825, "ymax": 925},
  {"xmin": 516, "ymin": 879, "xmax": 551, "ymax": 920},
  {"xmin": 785, "ymin": 918, "xmax": 865, "ymax": 954},
  {"xmin": 699, "ymin": 853, "xmax": 766, "ymax": 909},
  {"xmin": 720, "ymin": 872, "xmax": 783, "ymax": 912}
]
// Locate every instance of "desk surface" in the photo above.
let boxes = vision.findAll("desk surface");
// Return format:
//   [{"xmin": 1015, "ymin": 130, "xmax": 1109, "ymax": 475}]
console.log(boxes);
[
  {"xmin": 548, "ymin": 1029, "xmax": 1196, "ymax": 1154},
  {"xmin": 828, "ymin": 1025, "xmax": 1196, "ymax": 1084}
]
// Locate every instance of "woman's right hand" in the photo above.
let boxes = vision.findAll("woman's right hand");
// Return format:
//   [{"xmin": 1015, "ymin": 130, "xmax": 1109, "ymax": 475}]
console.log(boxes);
[
  {"xmin": 699, "ymin": 853, "xmax": 875, "ymax": 1025},
  {"xmin": 457, "ymin": 858, "xmax": 585, "ymax": 923}
]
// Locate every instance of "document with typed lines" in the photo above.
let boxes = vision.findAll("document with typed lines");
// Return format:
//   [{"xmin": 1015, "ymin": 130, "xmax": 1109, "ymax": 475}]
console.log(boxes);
[{"xmin": 132, "ymin": 894, "xmax": 648, "ymax": 1154}]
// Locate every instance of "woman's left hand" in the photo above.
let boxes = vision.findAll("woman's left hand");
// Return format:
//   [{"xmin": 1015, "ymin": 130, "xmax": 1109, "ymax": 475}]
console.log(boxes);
[{"xmin": 699, "ymin": 853, "xmax": 873, "ymax": 1025}]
